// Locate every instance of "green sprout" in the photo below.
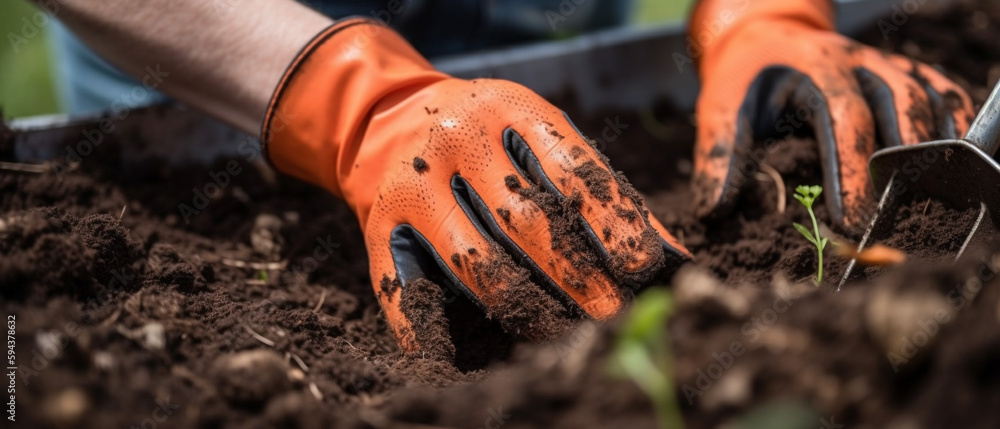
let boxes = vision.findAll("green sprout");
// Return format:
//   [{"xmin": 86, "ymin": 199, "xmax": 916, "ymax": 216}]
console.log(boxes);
[
  {"xmin": 607, "ymin": 288, "xmax": 683, "ymax": 429},
  {"xmin": 792, "ymin": 185, "xmax": 827, "ymax": 285},
  {"xmin": 256, "ymin": 270, "xmax": 269, "ymax": 282}
]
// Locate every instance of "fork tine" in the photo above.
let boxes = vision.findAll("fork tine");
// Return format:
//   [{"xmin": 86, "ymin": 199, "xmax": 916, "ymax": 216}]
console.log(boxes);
[{"xmin": 837, "ymin": 172, "xmax": 899, "ymax": 291}]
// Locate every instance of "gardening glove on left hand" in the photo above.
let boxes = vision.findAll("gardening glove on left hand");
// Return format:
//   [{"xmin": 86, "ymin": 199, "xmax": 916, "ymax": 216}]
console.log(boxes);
[
  {"xmin": 688, "ymin": 0, "xmax": 975, "ymax": 228},
  {"xmin": 262, "ymin": 18, "xmax": 691, "ymax": 357}
]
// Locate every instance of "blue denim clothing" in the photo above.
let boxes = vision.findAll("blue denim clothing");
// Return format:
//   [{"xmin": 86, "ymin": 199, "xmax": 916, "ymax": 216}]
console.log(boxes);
[
  {"xmin": 49, "ymin": 21, "xmax": 170, "ymax": 116},
  {"xmin": 50, "ymin": 0, "xmax": 634, "ymax": 115}
]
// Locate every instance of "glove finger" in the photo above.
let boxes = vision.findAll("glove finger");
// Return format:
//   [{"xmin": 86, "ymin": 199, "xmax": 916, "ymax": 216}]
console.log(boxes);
[
  {"xmin": 693, "ymin": 64, "xmax": 877, "ymax": 227},
  {"xmin": 366, "ymin": 188, "xmax": 572, "ymax": 354},
  {"xmin": 509, "ymin": 113, "xmax": 673, "ymax": 286},
  {"xmin": 887, "ymin": 56, "xmax": 976, "ymax": 139},
  {"xmin": 647, "ymin": 213, "xmax": 692, "ymax": 264},
  {"xmin": 486, "ymin": 83, "xmax": 670, "ymax": 285},
  {"xmin": 794, "ymin": 68, "xmax": 877, "ymax": 227},
  {"xmin": 692, "ymin": 66, "xmax": 822, "ymax": 220},
  {"xmin": 424, "ymin": 81, "xmax": 634, "ymax": 318},
  {"xmin": 854, "ymin": 51, "xmax": 936, "ymax": 148},
  {"xmin": 365, "ymin": 235, "xmax": 435, "ymax": 355},
  {"xmin": 452, "ymin": 165, "xmax": 629, "ymax": 320},
  {"xmin": 692, "ymin": 76, "xmax": 743, "ymax": 219}
]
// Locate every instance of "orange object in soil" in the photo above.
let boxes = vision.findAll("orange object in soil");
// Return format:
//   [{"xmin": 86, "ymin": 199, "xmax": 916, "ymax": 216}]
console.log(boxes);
[{"xmin": 836, "ymin": 243, "xmax": 907, "ymax": 267}]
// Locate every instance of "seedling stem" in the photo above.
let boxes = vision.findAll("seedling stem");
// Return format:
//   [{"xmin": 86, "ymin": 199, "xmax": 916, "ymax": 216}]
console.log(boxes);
[{"xmin": 792, "ymin": 185, "xmax": 827, "ymax": 285}]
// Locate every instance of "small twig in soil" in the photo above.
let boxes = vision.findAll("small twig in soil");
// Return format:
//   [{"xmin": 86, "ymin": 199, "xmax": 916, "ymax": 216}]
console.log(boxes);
[
  {"xmin": 342, "ymin": 339, "xmax": 359, "ymax": 352},
  {"xmin": 0, "ymin": 161, "xmax": 48, "ymax": 174},
  {"xmin": 99, "ymin": 309, "xmax": 122, "ymax": 328},
  {"xmin": 172, "ymin": 365, "xmax": 214, "ymax": 392},
  {"xmin": 118, "ymin": 205, "xmax": 127, "ymax": 220},
  {"xmin": 290, "ymin": 353, "xmax": 309, "ymax": 372},
  {"xmin": 922, "ymin": 198, "xmax": 932, "ymax": 215},
  {"xmin": 309, "ymin": 382, "xmax": 323, "ymax": 401},
  {"xmin": 221, "ymin": 258, "xmax": 287, "ymax": 271},
  {"xmin": 755, "ymin": 163, "xmax": 786, "ymax": 213},
  {"xmin": 115, "ymin": 323, "xmax": 166, "ymax": 350},
  {"xmin": 242, "ymin": 324, "xmax": 276, "ymax": 347},
  {"xmin": 313, "ymin": 289, "xmax": 327, "ymax": 313}
]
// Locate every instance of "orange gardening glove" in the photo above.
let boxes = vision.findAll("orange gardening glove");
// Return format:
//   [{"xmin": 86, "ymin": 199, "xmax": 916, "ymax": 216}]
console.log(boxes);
[
  {"xmin": 262, "ymin": 18, "xmax": 691, "ymax": 356},
  {"xmin": 689, "ymin": 0, "xmax": 975, "ymax": 227}
]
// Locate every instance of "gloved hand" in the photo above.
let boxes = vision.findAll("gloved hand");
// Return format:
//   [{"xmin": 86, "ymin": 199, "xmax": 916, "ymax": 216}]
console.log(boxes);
[
  {"xmin": 262, "ymin": 18, "xmax": 690, "ymax": 356},
  {"xmin": 689, "ymin": 0, "xmax": 975, "ymax": 227}
]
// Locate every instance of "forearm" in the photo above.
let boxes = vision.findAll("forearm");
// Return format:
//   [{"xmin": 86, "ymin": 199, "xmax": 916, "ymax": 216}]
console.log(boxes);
[{"xmin": 36, "ymin": 0, "xmax": 333, "ymax": 134}]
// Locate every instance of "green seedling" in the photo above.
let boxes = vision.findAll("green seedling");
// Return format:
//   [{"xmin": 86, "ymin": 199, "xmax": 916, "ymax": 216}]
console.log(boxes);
[
  {"xmin": 792, "ymin": 185, "xmax": 827, "ymax": 285},
  {"xmin": 256, "ymin": 270, "xmax": 269, "ymax": 282},
  {"xmin": 607, "ymin": 288, "xmax": 684, "ymax": 429}
]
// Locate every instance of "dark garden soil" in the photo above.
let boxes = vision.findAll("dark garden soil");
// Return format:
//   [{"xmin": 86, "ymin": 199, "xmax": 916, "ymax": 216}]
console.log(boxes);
[{"xmin": 3, "ymin": 1, "xmax": 1000, "ymax": 428}]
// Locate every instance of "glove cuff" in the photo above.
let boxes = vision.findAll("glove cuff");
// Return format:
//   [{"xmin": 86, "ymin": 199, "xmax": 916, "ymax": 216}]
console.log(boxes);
[
  {"xmin": 688, "ymin": 0, "xmax": 835, "ymax": 65},
  {"xmin": 260, "ymin": 18, "xmax": 448, "ymax": 198}
]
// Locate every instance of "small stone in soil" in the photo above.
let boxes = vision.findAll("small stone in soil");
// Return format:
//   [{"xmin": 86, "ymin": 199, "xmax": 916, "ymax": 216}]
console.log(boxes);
[{"xmin": 212, "ymin": 349, "xmax": 293, "ymax": 408}]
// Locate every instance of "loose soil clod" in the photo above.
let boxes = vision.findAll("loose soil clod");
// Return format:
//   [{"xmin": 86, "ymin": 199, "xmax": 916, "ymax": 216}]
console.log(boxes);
[{"xmin": 412, "ymin": 157, "xmax": 429, "ymax": 174}]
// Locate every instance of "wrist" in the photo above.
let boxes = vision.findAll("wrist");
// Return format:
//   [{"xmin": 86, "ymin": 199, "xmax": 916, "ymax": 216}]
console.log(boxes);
[
  {"xmin": 688, "ymin": 0, "xmax": 835, "ymax": 66},
  {"xmin": 261, "ymin": 18, "xmax": 448, "ymax": 201}
]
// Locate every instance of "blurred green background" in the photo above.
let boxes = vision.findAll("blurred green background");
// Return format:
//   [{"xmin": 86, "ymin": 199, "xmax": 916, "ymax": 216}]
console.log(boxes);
[
  {"xmin": 1, "ymin": 0, "xmax": 59, "ymax": 118},
  {"xmin": 0, "ymin": 0, "xmax": 692, "ymax": 119}
]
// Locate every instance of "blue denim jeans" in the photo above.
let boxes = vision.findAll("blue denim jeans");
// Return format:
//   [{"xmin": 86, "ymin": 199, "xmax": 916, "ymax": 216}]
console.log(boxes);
[{"xmin": 50, "ymin": 0, "xmax": 633, "ymax": 115}]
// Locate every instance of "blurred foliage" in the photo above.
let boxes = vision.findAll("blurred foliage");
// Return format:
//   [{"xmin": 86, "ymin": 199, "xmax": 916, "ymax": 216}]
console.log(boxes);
[
  {"xmin": 607, "ymin": 288, "xmax": 684, "ymax": 429},
  {"xmin": 0, "ymin": 0, "xmax": 692, "ymax": 119},
  {"xmin": 635, "ymin": 0, "xmax": 693, "ymax": 25},
  {"xmin": 735, "ymin": 399, "xmax": 823, "ymax": 429},
  {"xmin": 0, "ymin": 0, "xmax": 59, "ymax": 118}
]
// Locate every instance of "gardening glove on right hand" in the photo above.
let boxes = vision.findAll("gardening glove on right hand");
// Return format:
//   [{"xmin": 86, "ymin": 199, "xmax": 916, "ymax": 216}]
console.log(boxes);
[
  {"xmin": 688, "ymin": 0, "xmax": 975, "ymax": 228},
  {"xmin": 261, "ymin": 18, "xmax": 691, "ymax": 357}
]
